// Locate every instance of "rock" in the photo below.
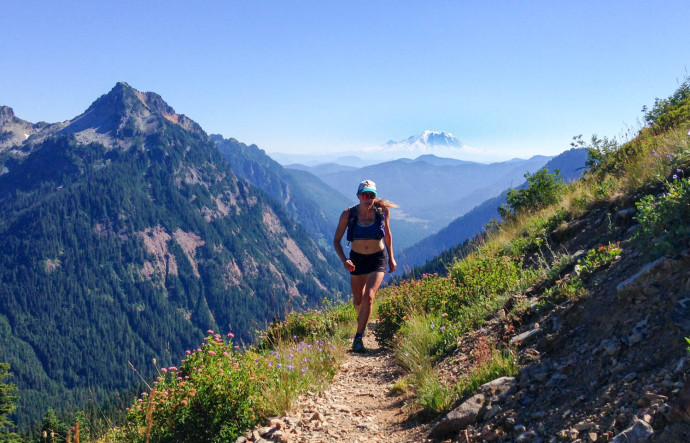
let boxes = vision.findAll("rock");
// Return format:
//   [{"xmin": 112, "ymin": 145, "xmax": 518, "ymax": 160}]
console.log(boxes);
[
  {"xmin": 615, "ymin": 208, "xmax": 637, "ymax": 226},
  {"xmin": 484, "ymin": 405, "xmax": 501, "ymax": 420},
  {"xmin": 623, "ymin": 372, "xmax": 638, "ymax": 383},
  {"xmin": 671, "ymin": 297, "xmax": 690, "ymax": 333},
  {"xmin": 510, "ymin": 328, "xmax": 542, "ymax": 345},
  {"xmin": 234, "ymin": 437, "xmax": 247, "ymax": 443},
  {"xmin": 429, "ymin": 393, "xmax": 486, "ymax": 438},
  {"xmin": 599, "ymin": 338, "xmax": 622, "ymax": 356},
  {"xmin": 515, "ymin": 430, "xmax": 536, "ymax": 442},
  {"xmin": 669, "ymin": 377, "xmax": 690, "ymax": 422},
  {"xmin": 256, "ymin": 426, "xmax": 273, "ymax": 437},
  {"xmin": 574, "ymin": 421, "xmax": 595, "ymax": 431},
  {"xmin": 638, "ymin": 392, "xmax": 668, "ymax": 407},
  {"xmin": 611, "ymin": 419, "xmax": 653, "ymax": 442},
  {"xmin": 356, "ymin": 421, "xmax": 379, "ymax": 431},
  {"xmin": 477, "ymin": 377, "xmax": 517, "ymax": 403},
  {"xmin": 617, "ymin": 256, "xmax": 687, "ymax": 302}
]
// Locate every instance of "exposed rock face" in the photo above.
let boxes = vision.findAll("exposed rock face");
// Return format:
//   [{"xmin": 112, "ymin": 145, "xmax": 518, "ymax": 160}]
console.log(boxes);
[
  {"xmin": 1, "ymin": 82, "xmax": 204, "ymax": 154},
  {"xmin": 0, "ymin": 105, "xmax": 56, "ymax": 153}
]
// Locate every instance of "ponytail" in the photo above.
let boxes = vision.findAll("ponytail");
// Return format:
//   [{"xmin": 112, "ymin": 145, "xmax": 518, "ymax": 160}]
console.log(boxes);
[{"xmin": 375, "ymin": 198, "xmax": 398, "ymax": 209}]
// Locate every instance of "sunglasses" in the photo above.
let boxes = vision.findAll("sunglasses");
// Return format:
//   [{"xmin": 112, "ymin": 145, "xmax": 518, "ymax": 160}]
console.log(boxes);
[{"xmin": 359, "ymin": 192, "xmax": 376, "ymax": 199}]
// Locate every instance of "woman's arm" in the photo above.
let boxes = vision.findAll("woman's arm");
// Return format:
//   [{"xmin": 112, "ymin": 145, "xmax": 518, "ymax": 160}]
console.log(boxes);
[
  {"xmin": 333, "ymin": 209, "xmax": 356, "ymax": 272},
  {"xmin": 382, "ymin": 206, "xmax": 397, "ymax": 273}
]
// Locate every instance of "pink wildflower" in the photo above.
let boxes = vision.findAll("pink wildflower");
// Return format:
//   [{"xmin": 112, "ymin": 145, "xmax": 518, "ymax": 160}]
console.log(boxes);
[
  {"xmin": 208, "ymin": 350, "xmax": 216, "ymax": 356},
  {"xmin": 185, "ymin": 350, "xmax": 191, "ymax": 355},
  {"xmin": 207, "ymin": 329, "xmax": 214, "ymax": 334},
  {"xmin": 227, "ymin": 332, "xmax": 234, "ymax": 338}
]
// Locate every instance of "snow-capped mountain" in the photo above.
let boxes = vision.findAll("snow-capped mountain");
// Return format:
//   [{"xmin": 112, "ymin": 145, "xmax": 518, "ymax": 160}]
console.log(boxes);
[
  {"xmin": 385, "ymin": 130, "xmax": 461, "ymax": 149},
  {"xmin": 364, "ymin": 130, "xmax": 481, "ymax": 160}
]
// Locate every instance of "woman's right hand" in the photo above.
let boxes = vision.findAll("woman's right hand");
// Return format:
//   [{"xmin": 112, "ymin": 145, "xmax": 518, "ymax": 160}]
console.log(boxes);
[{"xmin": 344, "ymin": 259, "xmax": 355, "ymax": 272}]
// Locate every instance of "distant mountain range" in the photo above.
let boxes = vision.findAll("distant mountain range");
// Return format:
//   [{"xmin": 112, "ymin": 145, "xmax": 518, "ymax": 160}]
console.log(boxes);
[
  {"xmin": 288, "ymin": 154, "xmax": 554, "ymax": 249},
  {"xmin": 269, "ymin": 130, "xmax": 481, "ymax": 166},
  {"xmin": 0, "ymin": 83, "xmax": 348, "ymax": 427},
  {"xmin": 397, "ymin": 147, "xmax": 589, "ymax": 274}
]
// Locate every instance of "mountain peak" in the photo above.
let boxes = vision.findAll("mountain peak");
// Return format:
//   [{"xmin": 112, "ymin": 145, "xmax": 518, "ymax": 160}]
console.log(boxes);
[
  {"xmin": 62, "ymin": 83, "xmax": 203, "ymax": 147},
  {"xmin": 405, "ymin": 130, "xmax": 460, "ymax": 147},
  {"xmin": 0, "ymin": 105, "xmax": 15, "ymax": 124}
]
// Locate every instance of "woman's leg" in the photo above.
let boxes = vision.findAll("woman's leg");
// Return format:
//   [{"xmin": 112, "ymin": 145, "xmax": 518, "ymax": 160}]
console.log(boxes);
[
  {"xmin": 350, "ymin": 274, "xmax": 367, "ymax": 315},
  {"xmin": 356, "ymin": 271, "xmax": 385, "ymax": 335}
]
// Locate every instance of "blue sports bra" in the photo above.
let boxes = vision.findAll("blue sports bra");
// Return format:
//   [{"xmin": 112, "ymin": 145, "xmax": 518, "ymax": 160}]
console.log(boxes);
[{"xmin": 352, "ymin": 220, "xmax": 381, "ymax": 240}]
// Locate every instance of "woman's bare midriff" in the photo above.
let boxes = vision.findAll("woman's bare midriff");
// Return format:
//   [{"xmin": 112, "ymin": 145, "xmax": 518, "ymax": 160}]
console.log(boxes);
[{"xmin": 351, "ymin": 239, "xmax": 384, "ymax": 254}]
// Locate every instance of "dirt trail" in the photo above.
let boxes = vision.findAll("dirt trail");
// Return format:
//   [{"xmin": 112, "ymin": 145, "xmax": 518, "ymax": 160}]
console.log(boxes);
[{"xmin": 248, "ymin": 329, "xmax": 434, "ymax": 443}]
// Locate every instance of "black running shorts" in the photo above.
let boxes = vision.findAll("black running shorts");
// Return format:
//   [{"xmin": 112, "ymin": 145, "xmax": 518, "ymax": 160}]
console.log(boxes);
[{"xmin": 349, "ymin": 249, "xmax": 388, "ymax": 275}]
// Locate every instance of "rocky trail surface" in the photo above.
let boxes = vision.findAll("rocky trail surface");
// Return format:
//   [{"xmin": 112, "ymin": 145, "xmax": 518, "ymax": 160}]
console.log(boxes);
[{"xmin": 237, "ymin": 331, "xmax": 435, "ymax": 443}]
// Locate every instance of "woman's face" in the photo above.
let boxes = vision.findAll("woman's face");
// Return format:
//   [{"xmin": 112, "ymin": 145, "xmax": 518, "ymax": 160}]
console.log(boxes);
[{"xmin": 358, "ymin": 192, "xmax": 376, "ymax": 209}]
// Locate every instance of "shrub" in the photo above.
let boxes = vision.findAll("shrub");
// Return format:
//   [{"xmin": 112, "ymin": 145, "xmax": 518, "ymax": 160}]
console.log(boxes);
[
  {"xmin": 644, "ymin": 79, "xmax": 690, "ymax": 134},
  {"xmin": 499, "ymin": 168, "xmax": 565, "ymax": 217},
  {"xmin": 258, "ymin": 300, "xmax": 356, "ymax": 348},
  {"xmin": 635, "ymin": 177, "xmax": 690, "ymax": 256}
]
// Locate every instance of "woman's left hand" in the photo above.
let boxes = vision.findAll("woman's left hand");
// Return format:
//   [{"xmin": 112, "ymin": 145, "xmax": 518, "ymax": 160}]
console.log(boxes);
[{"xmin": 388, "ymin": 257, "xmax": 397, "ymax": 273}]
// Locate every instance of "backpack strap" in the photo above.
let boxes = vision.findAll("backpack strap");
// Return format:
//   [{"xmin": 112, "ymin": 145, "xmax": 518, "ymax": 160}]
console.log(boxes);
[{"xmin": 346, "ymin": 204, "xmax": 358, "ymax": 244}]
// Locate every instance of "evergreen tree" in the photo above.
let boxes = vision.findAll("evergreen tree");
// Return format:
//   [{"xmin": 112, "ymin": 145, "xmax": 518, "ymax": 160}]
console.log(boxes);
[{"xmin": 0, "ymin": 363, "xmax": 22, "ymax": 442}]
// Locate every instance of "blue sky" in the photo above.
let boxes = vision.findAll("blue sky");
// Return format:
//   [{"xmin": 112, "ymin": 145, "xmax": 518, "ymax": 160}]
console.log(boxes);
[{"xmin": 1, "ymin": 1, "xmax": 688, "ymax": 161}]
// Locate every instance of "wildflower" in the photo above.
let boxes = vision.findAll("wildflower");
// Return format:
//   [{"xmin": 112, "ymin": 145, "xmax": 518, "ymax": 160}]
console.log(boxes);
[
  {"xmin": 234, "ymin": 345, "xmax": 240, "ymax": 349},
  {"xmin": 674, "ymin": 174, "xmax": 679, "ymax": 179},
  {"xmin": 161, "ymin": 368, "xmax": 168, "ymax": 373},
  {"xmin": 227, "ymin": 332, "xmax": 234, "ymax": 338},
  {"xmin": 223, "ymin": 352, "xmax": 230, "ymax": 357},
  {"xmin": 208, "ymin": 351, "xmax": 216, "ymax": 356},
  {"xmin": 277, "ymin": 363, "xmax": 282, "ymax": 369},
  {"xmin": 177, "ymin": 377, "xmax": 183, "ymax": 381},
  {"xmin": 287, "ymin": 365, "xmax": 295, "ymax": 370},
  {"xmin": 440, "ymin": 327, "xmax": 445, "ymax": 332},
  {"xmin": 667, "ymin": 154, "xmax": 673, "ymax": 159},
  {"xmin": 441, "ymin": 313, "xmax": 447, "ymax": 318},
  {"xmin": 185, "ymin": 350, "xmax": 191, "ymax": 355}
]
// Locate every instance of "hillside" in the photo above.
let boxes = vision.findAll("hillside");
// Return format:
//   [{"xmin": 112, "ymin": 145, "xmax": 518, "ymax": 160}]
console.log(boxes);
[
  {"xmin": 0, "ymin": 83, "xmax": 349, "ymax": 428},
  {"xmin": 212, "ymin": 135, "xmax": 351, "ymax": 249},
  {"xmin": 399, "ymin": 147, "xmax": 589, "ymax": 276}
]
